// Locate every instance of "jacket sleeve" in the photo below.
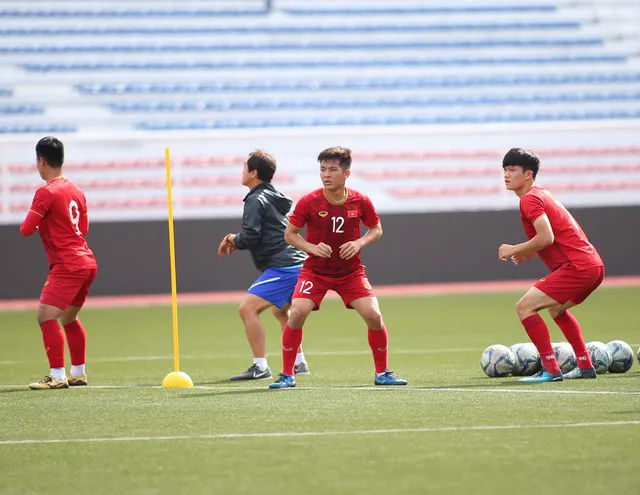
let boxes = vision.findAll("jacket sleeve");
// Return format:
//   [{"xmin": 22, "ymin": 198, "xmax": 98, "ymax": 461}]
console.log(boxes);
[{"xmin": 234, "ymin": 195, "xmax": 263, "ymax": 250}]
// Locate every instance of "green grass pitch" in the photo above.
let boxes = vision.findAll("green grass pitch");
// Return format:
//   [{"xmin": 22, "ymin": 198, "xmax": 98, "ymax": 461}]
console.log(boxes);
[{"xmin": 1, "ymin": 286, "xmax": 639, "ymax": 494}]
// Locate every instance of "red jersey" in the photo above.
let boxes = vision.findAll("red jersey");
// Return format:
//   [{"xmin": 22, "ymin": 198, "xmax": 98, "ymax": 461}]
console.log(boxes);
[
  {"xmin": 520, "ymin": 186, "xmax": 603, "ymax": 272},
  {"xmin": 21, "ymin": 177, "xmax": 97, "ymax": 271},
  {"xmin": 289, "ymin": 188, "xmax": 380, "ymax": 277}
]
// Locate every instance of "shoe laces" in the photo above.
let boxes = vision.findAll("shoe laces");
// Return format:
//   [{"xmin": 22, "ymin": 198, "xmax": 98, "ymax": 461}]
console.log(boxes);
[
  {"xmin": 39, "ymin": 376, "xmax": 53, "ymax": 384},
  {"xmin": 274, "ymin": 373, "xmax": 290, "ymax": 383}
]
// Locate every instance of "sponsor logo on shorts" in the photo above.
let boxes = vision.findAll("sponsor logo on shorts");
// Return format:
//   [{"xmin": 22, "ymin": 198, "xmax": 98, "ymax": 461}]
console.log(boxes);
[
  {"xmin": 318, "ymin": 211, "xmax": 328, "ymax": 217},
  {"xmin": 363, "ymin": 280, "xmax": 372, "ymax": 290},
  {"xmin": 539, "ymin": 277, "xmax": 546, "ymax": 282},
  {"xmin": 44, "ymin": 281, "xmax": 49, "ymax": 286}
]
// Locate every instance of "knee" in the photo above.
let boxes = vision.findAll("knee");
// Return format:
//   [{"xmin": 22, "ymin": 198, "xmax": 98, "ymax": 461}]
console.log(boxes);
[
  {"xmin": 238, "ymin": 301, "xmax": 258, "ymax": 320},
  {"xmin": 288, "ymin": 307, "xmax": 309, "ymax": 327},
  {"xmin": 515, "ymin": 298, "xmax": 534, "ymax": 321},
  {"xmin": 364, "ymin": 310, "xmax": 383, "ymax": 330},
  {"xmin": 37, "ymin": 305, "xmax": 60, "ymax": 325}
]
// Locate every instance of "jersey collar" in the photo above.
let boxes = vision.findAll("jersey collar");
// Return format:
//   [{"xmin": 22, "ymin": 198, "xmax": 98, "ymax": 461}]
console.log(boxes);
[{"xmin": 323, "ymin": 187, "xmax": 349, "ymax": 206}]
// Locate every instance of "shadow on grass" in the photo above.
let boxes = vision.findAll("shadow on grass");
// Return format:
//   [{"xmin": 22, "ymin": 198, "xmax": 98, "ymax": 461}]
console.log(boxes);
[
  {"xmin": 179, "ymin": 388, "xmax": 272, "ymax": 399},
  {"xmin": 0, "ymin": 388, "xmax": 30, "ymax": 394}
]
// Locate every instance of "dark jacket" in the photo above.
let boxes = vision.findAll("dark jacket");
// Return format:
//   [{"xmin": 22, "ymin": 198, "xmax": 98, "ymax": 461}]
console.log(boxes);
[{"xmin": 234, "ymin": 182, "xmax": 307, "ymax": 272}]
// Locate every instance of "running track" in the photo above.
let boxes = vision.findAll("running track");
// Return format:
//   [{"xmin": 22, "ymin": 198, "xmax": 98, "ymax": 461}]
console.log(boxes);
[{"xmin": 1, "ymin": 276, "xmax": 639, "ymax": 311}]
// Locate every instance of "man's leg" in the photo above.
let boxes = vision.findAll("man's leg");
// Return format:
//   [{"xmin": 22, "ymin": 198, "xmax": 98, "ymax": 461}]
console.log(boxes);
[
  {"xmin": 272, "ymin": 304, "xmax": 309, "ymax": 374},
  {"xmin": 350, "ymin": 296, "xmax": 407, "ymax": 386},
  {"xmin": 549, "ymin": 301, "xmax": 595, "ymax": 378},
  {"xmin": 515, "ymin": 287, "xmax": 563, "ymax": 382},
  {"xmin": 269, "ymin": 298, "xmax": 316, "ymax": 389},
  {"xmin": 61, "ymin": 268, "xmax": 97, "ymax": 386},
  {"xmin": 61, "ymin": 306, "xmax": 88, "ymax": 385},
  {"xmin": 231, "ymin": 294, "xmax": 274, "ymax": 380},
  {"xmin": 30, "ymin": 302, "xmax": 68, "ymax": 389}
]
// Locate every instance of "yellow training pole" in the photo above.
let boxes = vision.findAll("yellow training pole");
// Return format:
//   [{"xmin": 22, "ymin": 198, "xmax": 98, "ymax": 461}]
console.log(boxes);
[{"xmin": 162, "ymin": 147, "xmax": 193, "ymax": 388}]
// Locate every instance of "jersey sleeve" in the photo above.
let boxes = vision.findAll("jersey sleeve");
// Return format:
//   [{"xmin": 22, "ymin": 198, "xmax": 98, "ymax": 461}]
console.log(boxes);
[
  {"xmin": 288, "ymin": 196, "xmax": 310, "ymax": 229},
  {"xmin": 29, "ymin": 187, "xmax": 53, "ymax": 217},
  {"xmin": 361, "ymin": 195, "xmax": 380, "ymax": 228},
  {"xmin": 79, "ymin": 193, "xmax": 89, "ymax": 236},
  {"xmin": 520, "ymin": 194, "xmax": 546, "ymax": 224}
]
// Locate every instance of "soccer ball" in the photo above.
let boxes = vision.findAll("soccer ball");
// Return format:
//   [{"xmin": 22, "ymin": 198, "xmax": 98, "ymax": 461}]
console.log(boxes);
[
  {"xmin": 481, "ymin": 344, "xmax": 515, "ymax": 377},
  {"xmin": 587, "ymin": 341, "xmax": 613, "ymax": 374},
  {"xmin": 553, "ymin": 342, "xmax": 577, "ymax": 374},
  {"xmin": 607, "ymin": 340, "xmax": 634, "ymax": 373},
  {"xmin": 510, "ymin": 343, "xmax": 541, "ymax": 376}
]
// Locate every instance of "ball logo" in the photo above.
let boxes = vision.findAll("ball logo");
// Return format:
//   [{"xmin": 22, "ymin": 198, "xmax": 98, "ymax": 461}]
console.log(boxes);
[{"xmin": 318, "ymin": 211, "xmax": 328, "ymax": 217}]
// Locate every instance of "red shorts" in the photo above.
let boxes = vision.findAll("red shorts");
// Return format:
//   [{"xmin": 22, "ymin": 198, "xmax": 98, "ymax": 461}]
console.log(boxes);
[
  {"xmin": 534, "ymin": 264, "xmax": 604, "ymax": 305},
  {"xmin": 40, "ymin": 265, "xmax": 98, "ymax": 310},
  {"xmin": 293, "ymin": 266, "xmax": 375, "ymax": 310}
]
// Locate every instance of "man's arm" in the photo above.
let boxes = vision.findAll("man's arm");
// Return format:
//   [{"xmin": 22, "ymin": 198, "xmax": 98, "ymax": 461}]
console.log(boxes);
[
  {"xmin": 339, "ymin": 221, "xmax": 383, "ymax": 260},
  {"xmin": 284, "ymin": 223, "xmax": 331, "ymax": 258},
  {"xmin": 19, "ymin": 210, "xmax": 43, "ymax": 236},
  {"xmin": 231, "ymin": 196, "xmax": 263, "ymax": 250},
  {"xmin": 498, "ymin": 214, "xmax": 554, "ymax": 260}
]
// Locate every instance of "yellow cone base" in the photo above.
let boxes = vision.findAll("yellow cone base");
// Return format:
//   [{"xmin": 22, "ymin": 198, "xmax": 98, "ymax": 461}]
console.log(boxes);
[{"xmin": 162, "ymin": 371, "xmax": 194, "ymax": 388}]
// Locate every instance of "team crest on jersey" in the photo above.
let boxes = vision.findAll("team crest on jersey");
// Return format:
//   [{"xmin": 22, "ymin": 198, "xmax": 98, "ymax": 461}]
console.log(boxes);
[
  {"xmin": 318, "ymin": 211, "xmax": 328, "ymax": 217},
  {"xmin": 348, "ymin": 210, "xmax": 358, "ymax": 218}
]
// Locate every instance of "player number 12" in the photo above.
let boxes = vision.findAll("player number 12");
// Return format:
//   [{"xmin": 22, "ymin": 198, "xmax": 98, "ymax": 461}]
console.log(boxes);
[
  {"xmin": 299, "ymin": 281, "xmax": 313, "ymax": 294},
  {"xmin": 331, "ymin": 216, "xmax": 344, "ymax": 233}
]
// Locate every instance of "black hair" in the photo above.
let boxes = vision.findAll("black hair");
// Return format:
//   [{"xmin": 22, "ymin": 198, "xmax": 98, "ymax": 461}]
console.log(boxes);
[
  {"xmin": 35, "ymin": 136, "xmax": 64, "ymax": 168},
  {"xmin": 247, "ymin": 150, "xmax": 276, "ymax": 182},
  {"xmin": 502, "ymin": 148, "xmax": 539, "ymax": 179},
  {"xmin": 317, "ymin": 146, "xmax": 352, "ymax": 171}
]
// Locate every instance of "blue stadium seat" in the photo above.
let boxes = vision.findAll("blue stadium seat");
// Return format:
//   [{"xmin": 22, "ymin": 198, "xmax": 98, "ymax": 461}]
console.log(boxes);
[
  {"xmin": 0, "ymin": 8, "xmax": 266, "ymax": 17},
  {"xmin": 0, "ymin": 87, "xmax": 12, "ymax": 97},
  {"xmin": 0, "ymin": 22, "xmax": 582, "ymax": 36},
  {"xmin": 108, "ymin": 91, "xmax": 640, "ymax": 113},
  {"xmin": 0, "ymin": 38, "xmax": 603, "ymax": 54},
  {"xmin": 136, "ymin": 109, "xmax": 640, "ymax": 131},
  {"xmin": 0, "ymin": 105, "xmax": 44, "ymax": 115},
  {"xmin": 0, "ymin": 124, "xmax": 76, "ymax": 134},
  {"xmin": 282, "ymin": 5, "xmax": 557, "ymax": 15},
  {"xmin": 75, "ymin": 74, "xmax": 640, "ymax": 95},
  {"xmin": 24, "ymin": 55, "xmax": 627, "ymax": 72}
]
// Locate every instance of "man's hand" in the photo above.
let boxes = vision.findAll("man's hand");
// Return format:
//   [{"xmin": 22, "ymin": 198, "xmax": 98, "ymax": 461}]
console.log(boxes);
[
  {"xmin": 218, "ymin": 234, "xmax": 236, "ymax": 258},
  {"xmin": 311, "ymin": 242, "xmax": 332, "ymax": 258},
  {"xmin": 511, "ymin": 252, "xmax": 536, "ymax": 265},
  {"xmin": 498, "ymin": 243, "xmax": 517, "ymax": 261},
  {"xmin": 339, "ymin": 240, "xmax": 363, "ymax": 260}
]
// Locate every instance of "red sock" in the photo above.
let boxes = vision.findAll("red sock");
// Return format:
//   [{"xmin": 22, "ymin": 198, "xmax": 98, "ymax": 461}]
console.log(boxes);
[
  {"xmin": 282, "ymin": 324, "xmax": 303, "ymax": 376},
  {"xmin": 368, "ymin": 326, "xmax": 388, "ymax": 374},
  {"xmin": 521, "ymin": 314, "xmax": 560, "ymax": 374},
  {"xmin": 39, "ymin": 320, "xmax": 65, "ymax": 369},
  {"xmin": 553, "ymin": 311, "xmax": 592, "ymax": 370},
  {"xmin": 63, "ymin": 319, "xmax": 86, "ymax": 366}
]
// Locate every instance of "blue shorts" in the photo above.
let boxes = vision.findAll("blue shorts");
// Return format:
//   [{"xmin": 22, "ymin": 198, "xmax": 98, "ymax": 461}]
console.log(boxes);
[{"xmin": 247, "ymin": 265, "xmax": 302, "ymax": 309}]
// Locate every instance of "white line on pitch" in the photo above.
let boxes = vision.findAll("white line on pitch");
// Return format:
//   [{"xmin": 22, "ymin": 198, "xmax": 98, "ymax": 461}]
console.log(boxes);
[
  {"xmin": 1, "ymin": 384, "xmax": 639, "ymax": 396},
  {"xmin": 1, "ymin": 420, "xmax": 639, "ymax": 446}
]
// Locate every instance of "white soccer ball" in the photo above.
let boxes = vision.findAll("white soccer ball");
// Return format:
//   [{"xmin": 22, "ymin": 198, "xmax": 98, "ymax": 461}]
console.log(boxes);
[
  {"xmin": 553, "ymin": 342, "xmax": 577, "ymax": 374},
  {"xmin": 587, "ymin": 341, "xmax": 613, "ymax": 374},
  {"xmin": 607, "ymin": 340, "xmax": 634, "ymax": 373},
  {"xmin": 510, "ymin": 343, "xmax": 541, "ymax": 376},
  {"xmin": 481, "ymin": 344, "xmax": 515, "ymax": 377}
]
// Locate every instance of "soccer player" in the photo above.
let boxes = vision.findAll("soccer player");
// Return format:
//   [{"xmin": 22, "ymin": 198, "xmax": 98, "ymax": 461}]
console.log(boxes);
[
  {"xmin": 498, "ymin": 148, "xmax": 604, "ymax": 383},
  {"xmin": 218, "ymin": 150, "xmax": 309, "ymax": 380},
  {"xmin": 20, "ymin": 137, "xmax": 98, "ymax": 390},
  {"xmin": 268, "ymin": 146, "xmax": 407, "ymax": 389}
]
